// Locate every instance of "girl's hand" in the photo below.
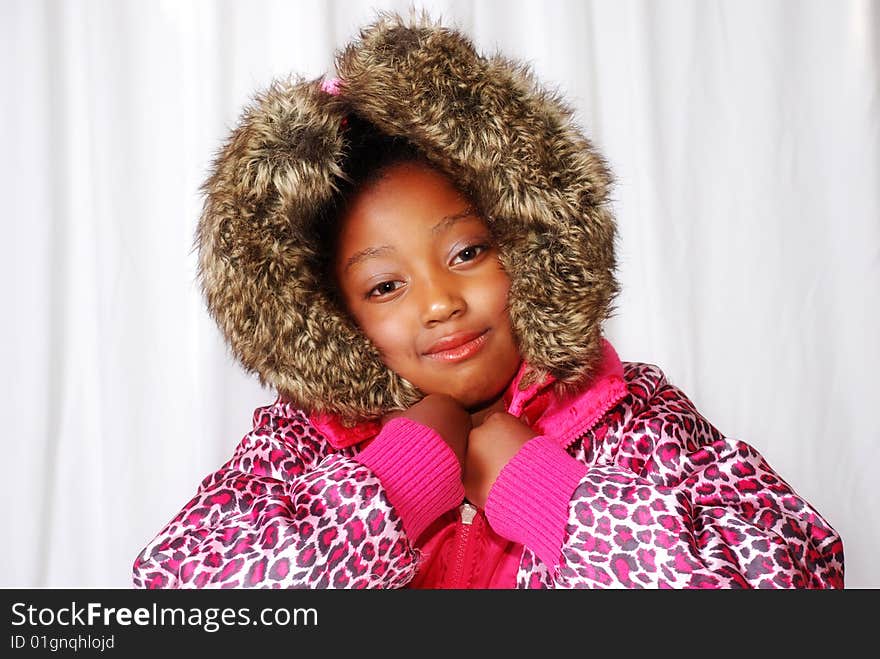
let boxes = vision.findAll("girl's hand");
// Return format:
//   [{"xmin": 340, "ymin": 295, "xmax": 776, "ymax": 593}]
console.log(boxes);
[
  {"xmin": 381, "ymin": 393, "xmax": 471, "ymax": 470},
  {"xmin": 463, "ymin": 412, "xmax": 537, "ymax": 509}
]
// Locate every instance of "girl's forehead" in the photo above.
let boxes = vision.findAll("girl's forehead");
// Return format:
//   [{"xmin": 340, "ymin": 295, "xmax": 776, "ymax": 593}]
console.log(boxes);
[{"xmin": 337, "ymin": 162, "xmax": 487, "ymax": 242}]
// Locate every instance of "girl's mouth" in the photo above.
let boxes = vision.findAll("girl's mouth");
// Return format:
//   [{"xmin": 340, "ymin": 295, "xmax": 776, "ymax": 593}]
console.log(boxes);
[{"xmin": 423, "ymin": 329, "xmax": 490, "ymax": 363}]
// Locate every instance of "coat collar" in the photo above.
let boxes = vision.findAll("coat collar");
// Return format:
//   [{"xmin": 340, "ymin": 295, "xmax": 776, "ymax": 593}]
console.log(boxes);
[{"xmin": 306, "ymin": 339, "xmax": 628, "ymax": 450}]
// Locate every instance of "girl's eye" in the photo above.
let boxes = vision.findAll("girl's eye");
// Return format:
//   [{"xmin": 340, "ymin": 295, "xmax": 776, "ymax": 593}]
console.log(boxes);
[
  {"xmin": 368, "ymin": 280, "xmax": 403, "ymax": 298},
  {"xmin": 452, "ymin": 244, "xmax": 488, "ymax": 264}
]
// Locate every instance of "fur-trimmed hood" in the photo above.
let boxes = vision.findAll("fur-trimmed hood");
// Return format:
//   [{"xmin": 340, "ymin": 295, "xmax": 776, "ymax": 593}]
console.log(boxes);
[{"xmin": 196, "ymin": 11, "xmax": 619, "ymax": 425}]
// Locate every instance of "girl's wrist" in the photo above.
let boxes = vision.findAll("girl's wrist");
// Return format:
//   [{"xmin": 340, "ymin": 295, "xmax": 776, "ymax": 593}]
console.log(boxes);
[
  {"xmin": 484, "ymin": 435, "xmax": 587, "ymax": 570},
  {"xmin": 354, "ymin": 418, "xmax": 465, "ymax": 541}
]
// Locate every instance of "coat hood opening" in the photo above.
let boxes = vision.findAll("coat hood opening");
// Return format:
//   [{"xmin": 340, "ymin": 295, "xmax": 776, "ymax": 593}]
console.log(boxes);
[{"xmin": 196, "ymin": 11, "xmax": 620, "ymax": 426}]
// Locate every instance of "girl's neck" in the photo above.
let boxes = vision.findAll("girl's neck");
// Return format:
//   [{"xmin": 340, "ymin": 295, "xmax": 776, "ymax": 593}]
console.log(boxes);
[{"xmin": 468, "ymin": 393, "xmax": 508, "ymax": 427}]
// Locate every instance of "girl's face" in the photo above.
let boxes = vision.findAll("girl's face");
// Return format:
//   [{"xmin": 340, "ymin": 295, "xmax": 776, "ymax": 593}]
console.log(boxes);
[{"xmin": 333, "ymin": 161, "xmax": 522, "ymax": 413}]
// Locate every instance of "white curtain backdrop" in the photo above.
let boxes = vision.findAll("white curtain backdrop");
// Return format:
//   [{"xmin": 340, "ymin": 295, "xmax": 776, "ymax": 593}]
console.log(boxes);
[{"xmin": 2, "ymin": 0, "xmax": 877, "ymax": 588}]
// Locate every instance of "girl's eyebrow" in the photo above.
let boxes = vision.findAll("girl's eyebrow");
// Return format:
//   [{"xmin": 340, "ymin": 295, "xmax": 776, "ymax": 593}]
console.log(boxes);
[
  {"xmin": 344, "ymin": 245, "xmax": 394, "ymax": 273},
  {"xmin": 431, "ymin": 207, "xmax": 479, "ymax": 236},
  {"xmin": 343, "ymin": 207, "xmax": 479, "ymax": 273}
]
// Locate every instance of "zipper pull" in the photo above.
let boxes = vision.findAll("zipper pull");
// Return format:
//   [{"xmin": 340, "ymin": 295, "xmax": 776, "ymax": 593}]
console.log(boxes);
[{"xmin": 460, "ymin": 502, "xmax": 477, "ymax": 525}]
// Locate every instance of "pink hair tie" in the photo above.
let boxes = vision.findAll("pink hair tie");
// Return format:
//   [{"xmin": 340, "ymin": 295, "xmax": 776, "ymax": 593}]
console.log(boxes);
[
  {"xmin": 321, "ymin": 77, "xmax": 347, "ymax": 128},
  {"xmin": 321, "ymin": 77, "xmax": 342, "ymax": 96}
]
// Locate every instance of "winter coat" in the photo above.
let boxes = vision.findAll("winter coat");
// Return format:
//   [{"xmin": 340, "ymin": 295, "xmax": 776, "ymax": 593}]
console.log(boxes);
[
  {"xmin": 132, "ymin": 12, "xmax": 843, "ymax": 588},
  {"xmin": 132, "ymin": 339, "xmax": 843, "ymax": 588}
]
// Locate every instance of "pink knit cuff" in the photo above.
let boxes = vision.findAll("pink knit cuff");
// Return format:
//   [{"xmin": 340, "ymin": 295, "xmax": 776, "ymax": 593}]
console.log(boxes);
[
  {"xmin": 354, "ymin": 418, "xmax": 464, "ymax": 542},
  {"xmin": 484, "ymin": 435, "xmax": 588, "ymax": 572}
]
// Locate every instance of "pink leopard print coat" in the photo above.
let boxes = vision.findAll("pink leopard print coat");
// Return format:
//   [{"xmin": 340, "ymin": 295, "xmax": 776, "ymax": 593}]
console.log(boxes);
[{"xmin": 132, "ymin": 360, "xmax": 844, "ymax": 589}]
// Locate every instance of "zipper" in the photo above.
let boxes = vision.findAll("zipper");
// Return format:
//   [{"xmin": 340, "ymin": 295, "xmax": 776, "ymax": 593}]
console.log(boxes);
[
  {"xmin": 441, "ymin": 388, "xmax": 629, "ymax": 589},
  {"xmin": 447, "ymin": 502, "xmax": 479, "ymax": 589}
]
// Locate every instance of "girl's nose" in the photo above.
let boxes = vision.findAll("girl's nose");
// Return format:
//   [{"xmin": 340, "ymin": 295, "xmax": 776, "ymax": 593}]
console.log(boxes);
[{"xmin": 419, "ymin": 276, "xmax": 466, "ymax": 326}]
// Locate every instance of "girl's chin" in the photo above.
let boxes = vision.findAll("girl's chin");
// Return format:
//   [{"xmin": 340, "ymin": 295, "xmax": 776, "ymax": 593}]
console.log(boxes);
[
  {"xmin": 407, "ymin": 360, "xmax": 518, "ymax": 409},
  {"xmin": 415, "ymin": 385, "xmax": 503, "ymax": 410},
  {"xmin": 425, "ymin": 364, "xmax": 515, "ymax": 403}
]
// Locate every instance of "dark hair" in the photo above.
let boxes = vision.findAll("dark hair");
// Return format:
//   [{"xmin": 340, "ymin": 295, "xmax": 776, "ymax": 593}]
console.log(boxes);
[{"xmin": 338, "ymin": 113, "xmax": 430, "ymax": 197}]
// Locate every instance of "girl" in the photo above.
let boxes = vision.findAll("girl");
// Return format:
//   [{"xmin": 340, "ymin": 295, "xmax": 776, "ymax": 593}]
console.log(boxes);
[{"xmin": 133, "ymin": 13, "xmax": 843, "ymax": 588}]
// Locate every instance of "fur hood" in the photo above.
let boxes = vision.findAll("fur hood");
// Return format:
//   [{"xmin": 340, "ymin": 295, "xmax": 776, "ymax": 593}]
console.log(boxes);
[{"xmin": 196, "ymin": 11, "xmax": 619, "ymax": 425}]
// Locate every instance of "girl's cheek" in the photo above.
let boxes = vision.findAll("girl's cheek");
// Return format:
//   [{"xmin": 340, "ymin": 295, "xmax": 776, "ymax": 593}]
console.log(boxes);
[{"xmin": 366, "ymin": 315, "xmax": 408, "ymax": 352}]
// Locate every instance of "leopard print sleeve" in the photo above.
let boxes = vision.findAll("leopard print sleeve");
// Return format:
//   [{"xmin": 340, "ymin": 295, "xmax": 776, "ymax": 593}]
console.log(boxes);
[
  {"xmin": 132, "ymin": 404, "xmax": 419, "ymax": 589},
  {"xmin": 550, "ymin": 370, "xmax": 845, "ymax": 588}
]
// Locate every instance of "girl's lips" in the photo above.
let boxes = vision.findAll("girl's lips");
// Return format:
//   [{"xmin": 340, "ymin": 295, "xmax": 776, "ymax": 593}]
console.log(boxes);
[{"xmin": 423, "ymin": 330, "xmax": 490, "ymax": 363}]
